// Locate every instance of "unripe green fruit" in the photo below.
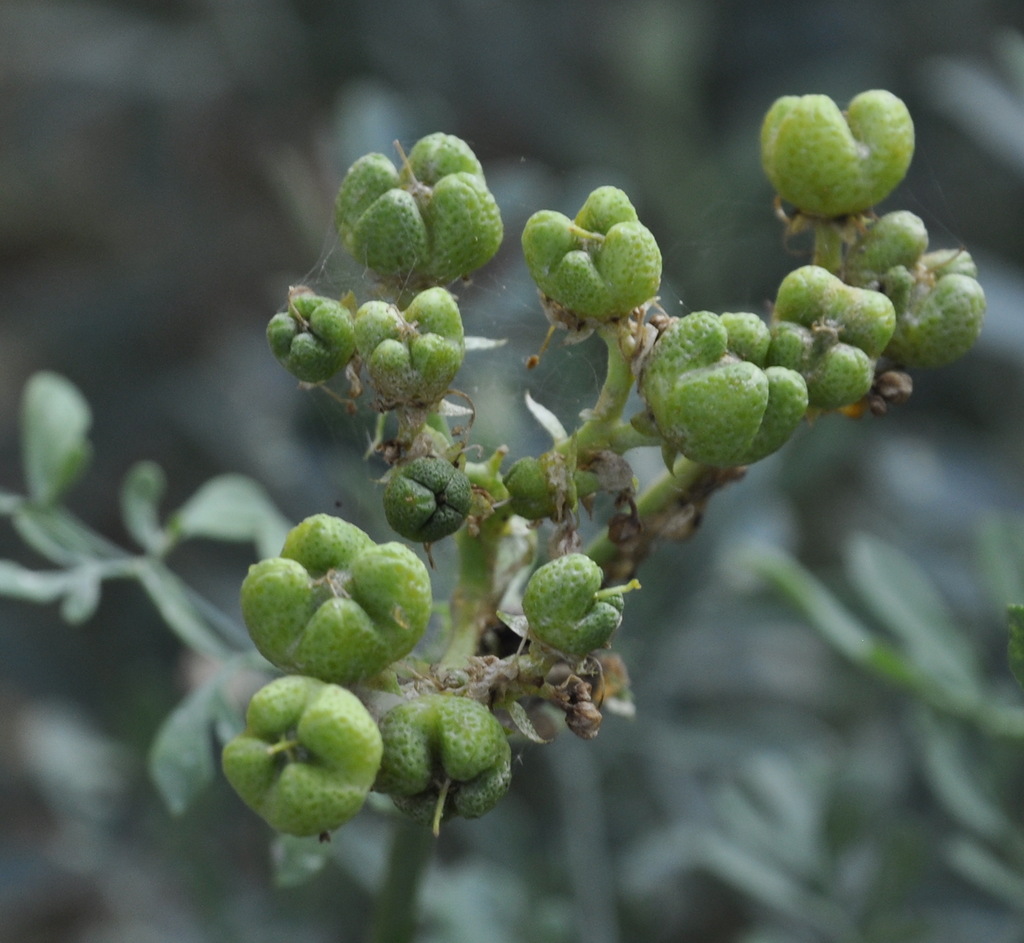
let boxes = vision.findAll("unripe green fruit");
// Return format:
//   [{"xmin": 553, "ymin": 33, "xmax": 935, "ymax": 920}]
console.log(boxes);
[
  {"xmin": 522, "ymin": 553, "xmax": 624, "ymax": 657},
  {"xmin": 844, "ymin": 213, "xmax": 985, "ymax": 367},
  {"xmin": 503, "ymin": 456, "xmax": 555, "ymax": 520},
  {"xmin": 638, "ymin": 312, "xmax": 809, "ymax": 467},
  {"xmin": 503, "ymin": 453, "xmax": 578, "ymax": 521},
  {"xmin": 384, "ymin": 457, "xmax": 472, "ymax": 543},
  {"xmin": 845, "ymin": 211, "xmax": 930, "ymax": 287},
  {"xmin": 767, "ymin": 266, "xmax": 895, "ymax": 410},
  {"xmin": 375, "ymin": 694, "xmax": 512, "ymax": 825},
  {"xmin": 761, "ymin": 90, "xmax": 914, "ymax": 217},
  {"xmin": 350, "ymin": 189, "xmax": 428, "ymax": 274},
  {"xmin": 334, "ymin": 153, "xmax": 403, "ymax": 240},
  {"xmin": 281, "ymin": 512, "xmax": 375, "ymax": 575},
  {"xmin": 266, "ymin": 293, "xmax": 356, "ymax": 384},
  {"xmin": 240, "ymin": 515, "xmax": 433, "ymax": 684},
  {"xmin": 768, "ymin": 321, "xmax": 874, "ymax": 410},
  {"xmin": 334, "ymin": 134, "xmax": 503, "ymax": 284},
  {"xmin": 719, "ymin": 311, "xmax": 772, "ymax": 366},
  {"xmin": 222, "ymin": 676, "xmax": 383, "ymax": 836},
  {"xmin": 884, "ymin": 263, "xmax": 986, "ymax": 368},
  {"xmin": 773, "ymin": 265, "xmax": 896, "ymax": 358},
  {"xmin": 521, "ymin": 186, "xmax": 662, "ymax": 320},
  {"xmin": 405, "ymin": 132, "xmax": 484, "ymax": 181},
  {"xmin": 355, "ymin": 287, "xmax": 465, "ymax": 407},
  {"xmin": 843, "ymin": 213, "xmax": 986, "ymax": 369}
]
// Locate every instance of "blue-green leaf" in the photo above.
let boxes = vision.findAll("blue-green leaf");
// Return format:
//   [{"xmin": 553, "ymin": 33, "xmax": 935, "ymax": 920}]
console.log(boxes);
[
  {"xmin": 120, "ymin": 461, "xmax": 168, "ymax": 554},
  {"xmin": 977, "ymin": 515, "xmax": 1024, "ymax": 620},
  {"xmin": 743, "ymin": 544, "xmax": 880, "ymax": 662},
  {"xmin": 21, "ymin": 371, "xmax": 93, "ymax": 505},
  {"xmin": 149, "ymin": 675, "xmax": 229, "ymax": 815},
  {"xmin": 271, "ymin": 834, "xmax": 333, "ymax": 887},
  {"xmin": 1009, "ymin": 604, "xmax": 1024, "ymax": 692},
  {"xmin": 744, "ymin": 544, "xmax": 927, "ymax": 692},
  {"xmin": 58, "ymin": 565, "xmax": 103, "ymax": 624},
  {"xmin": 134, "ymin": 560, "xmax": 232, "ymax": 658},
  {"xmin": 13, "ymin": 504, "xmax": 117, "ymax": 565},
  {"xmin": 946, "ymin": 835, "xmax": 1024, "ymax": 910},
  {"xmin": 0, "ymin": 559, "xmax": 116, "ymax": 624},
  {"xmin": 0, "ymin": 489, "xmax": 23, "ymax": 515},
  {"xmin": 167, "ymin": 474, "xmax": 291, "ymax": 559},
  {"xmin": 916, "ymin": 711, "xmax": 1014, "ymax": 844},
  {"xmin": 695, "ymin": 832, "xmax": 854, "ymax": 935},
  {"xmin": 844, "ymin": 533, "xmax": 980, "ymax": 697},
  {"xmin": 0, "ymin": 560, "xmax": 76, "ymax": 603}
]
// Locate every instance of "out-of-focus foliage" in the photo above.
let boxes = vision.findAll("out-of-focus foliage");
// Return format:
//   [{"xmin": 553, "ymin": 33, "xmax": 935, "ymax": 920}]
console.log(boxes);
[{"xmin": 3, "ymin": 1, "xmax": 1024, "ymax": 941}]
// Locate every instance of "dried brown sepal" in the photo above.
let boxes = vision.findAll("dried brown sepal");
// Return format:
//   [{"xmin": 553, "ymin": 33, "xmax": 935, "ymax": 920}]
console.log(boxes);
[
  {"xmin": 547, "ymin": 667, "xmax": 603, "ymax": 740},
  {"xmin": 599, "ymin": 465, "xmax": 746, "ymax": 583}
]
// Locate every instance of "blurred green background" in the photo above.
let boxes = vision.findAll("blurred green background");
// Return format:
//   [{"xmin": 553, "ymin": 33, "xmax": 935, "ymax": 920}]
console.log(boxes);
[{"xmin": 3, "ymin": 1, "xmax": 1024, "ymax": 940}]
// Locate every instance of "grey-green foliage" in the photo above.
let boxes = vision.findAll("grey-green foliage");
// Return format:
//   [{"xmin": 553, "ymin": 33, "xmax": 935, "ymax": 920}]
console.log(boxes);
[
  {"xmin": 5, "ymin": 7, "xmax": 1024, "ymax": 942},
  {"xmin": 0, "ymin": 371, "xmax": 291, "ymax": 816},
  {"xmin": 10, "ymin": 377, "xmax": 1024, "ymax": 940},
  {"xmin": 739, "ymin": 520, "xmax": 1024, "ymax": 932}
]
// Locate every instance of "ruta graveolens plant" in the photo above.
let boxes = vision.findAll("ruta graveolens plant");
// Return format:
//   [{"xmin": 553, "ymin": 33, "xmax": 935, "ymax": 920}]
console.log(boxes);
[{"xmin": 0, "ymin": 103, "xmax": 989, "ymax": 846}]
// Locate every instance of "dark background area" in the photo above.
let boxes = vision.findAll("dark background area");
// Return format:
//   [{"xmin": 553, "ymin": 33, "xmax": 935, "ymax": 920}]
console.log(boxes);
[{"xmin": 3, "ymin": 1, "xmax": 1024, "ymax": 941}]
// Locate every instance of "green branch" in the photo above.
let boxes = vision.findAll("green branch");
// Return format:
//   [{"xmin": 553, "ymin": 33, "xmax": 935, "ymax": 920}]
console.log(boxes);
[{"xmin": 368, "ymin": 819, "xmax": 435, "ymax": 943}]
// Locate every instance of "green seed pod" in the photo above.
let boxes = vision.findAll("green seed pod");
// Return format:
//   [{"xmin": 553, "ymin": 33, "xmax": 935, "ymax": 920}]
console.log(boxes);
[
  {"xmin": 884, "ymin": 265, "xmax": 986, "ymax": 368},
  {"xmin": 766, "ymin": 265, "xmax": 896, "ymax": 410},
  {"xmin": 521, "ymin": 186, "xmax": 662, "ymax": 321},
  {"xmin": 404, "ymin": 132, "xmax": 484, "ymax": 183},
  {"xmin": 335, "ymin": 153, "xmax": 404, "ymax": 245},
  {"xmin": 384, "ymin": 457, "xmax": 472, "ymax": 543},
  {"xmin": 503, "ymin": 453, "xmax": 578, "ymax": 521},
  {"xmin": 375, "ymin": 694, "xmax": 512, "ymax": 826},
  {"xmin": 423, "ymin": 173, "xmax": 504, "ymax": 282},
  {"xmin": 773, "ymin": 265, "xmax": 896, "ymax": 358},
  {"xmin": 768, "ymin": 321, "xmax": 875, "ymax": 410},
  {"xmin": 350, "ymin": 189, "xmax": 429, "ymax": 275},
  {"xmin": 574, "ymin": 184, "xmax": 641, "ymax": 232},
  {"xmin": 240, "ymin": 514, "xmax": 433, "ymax": 685},
  {"xmin": 844, "ymin": 216, "xmax": 985, "ymax": 369},
  {"xmin": 522, "ymin": 553, "xmax": 625, "ymax": 657},
  {"xmin": 266, "ymin": 293, "xmax": 356, "ymax": 384},
  {"xmin": 280, "ymin": 512, "xmax": 375, "ymax": 576},
  {"xmin": 845, "ymin": 211, "xmax": 930, "ymax": 287},
  {"xmin": 761, "ymin": 90, "xmax": 915, "ymax": 217},
  {"xmin": 719, "ymin": 311, "xmax": 772, "ymax": 366},
  {"xmin": 503, "ymin": 456, "xmax": 555, "ymax": 520},
  {"xmin": 221, "ymin": 676, "xmax": 383, "ymax": 836},
  {"xmin": 354, "ymin": 286, "xmax": 465, "ymax": 407},
  {"xmin": 638, "ymin": 311, "xmax": 809, "ymax": 467},
  {"xmin": 334, "ymin": 133, "xmax": 502, "ymax": 284}
]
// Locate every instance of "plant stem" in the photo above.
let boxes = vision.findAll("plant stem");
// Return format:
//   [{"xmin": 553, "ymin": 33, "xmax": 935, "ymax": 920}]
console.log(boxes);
[
  {"xmin": 444, "ymin": 504, "xmax": 523, "ymax": 667},
  {"xmin": 445, "ymin": 528, "xmax": 495, "ymax": 667},
  {"xmin": 812, "ymin": 221, "xmax": 844, "ymax": 274},
  {"xmin": 368, "ymin": 818, "xmax": 435, "ymax": 943},
  {"xmin": 586, "ymin": 456, "xmax": 745, "ymax": 581},
  {"xmin": 570, "ymin": 323, "xmax": 646, "ymax": 459},
  {"xmin": 591, "ymin": 325, "xmax": 636, "ymax": 423}
]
